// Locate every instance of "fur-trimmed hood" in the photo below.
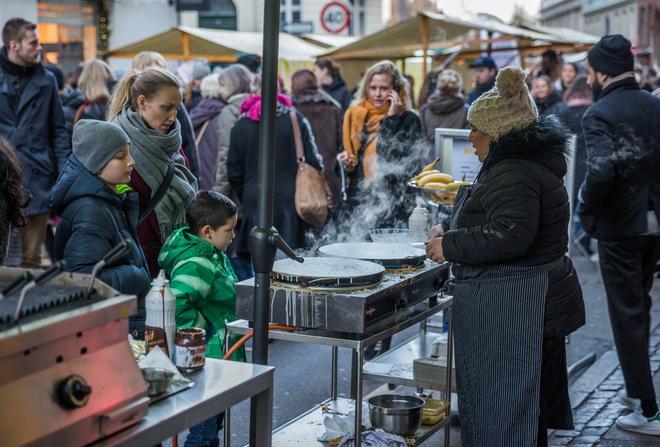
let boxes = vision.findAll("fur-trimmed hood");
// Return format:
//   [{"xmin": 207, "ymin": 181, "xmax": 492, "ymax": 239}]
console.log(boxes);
[{"xmin": 484, "ymin": 114, "xmax": 571, "ymax": 178}]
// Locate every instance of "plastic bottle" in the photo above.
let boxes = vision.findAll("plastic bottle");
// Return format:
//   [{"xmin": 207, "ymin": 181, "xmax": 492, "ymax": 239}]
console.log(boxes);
[
  {"xmin": 144, "ymin": 270, "xmax": 177, "ymax": 358},
  {"xmin": 408, "ymin": 203, "xmax": 429, "ymax": 239}
]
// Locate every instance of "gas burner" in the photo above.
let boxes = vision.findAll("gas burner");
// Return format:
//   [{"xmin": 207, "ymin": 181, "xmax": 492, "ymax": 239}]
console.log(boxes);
[{"xmin": 238, "ymin": 260, "xmax": 448, "ymax": 334}]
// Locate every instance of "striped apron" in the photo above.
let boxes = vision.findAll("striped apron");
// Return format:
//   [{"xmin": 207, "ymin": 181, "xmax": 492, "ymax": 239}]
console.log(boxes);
[{"xmin": 448, "ymin": 185, "xmax": 562, "ymax": 446}]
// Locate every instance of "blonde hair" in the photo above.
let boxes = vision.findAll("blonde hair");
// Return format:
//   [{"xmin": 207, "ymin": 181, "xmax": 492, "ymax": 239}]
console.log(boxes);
[
  {"xmin": 200, "ymin": 73, "xmax": 221, "ymax": 99},
  {"xmin": 131, "ymin": 51, "xmax": 167, "ymax": 71},
  {"xmin": 355, "ymin": 60, "xmax": 410, "ymax": 108},
  {"xmin": 436, "ymin": 69, "xmax": 463, "ymax": 97},
  {"xmin": 79, "ymin": 59, "xmax": 114, "ymax": 102},
  {"xmin": 108, "ymin": 67, "xmax": 181, "ymax": 121}
]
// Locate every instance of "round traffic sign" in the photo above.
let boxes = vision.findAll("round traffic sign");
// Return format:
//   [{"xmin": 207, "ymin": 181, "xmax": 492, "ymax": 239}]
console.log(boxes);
[{"xmin": 320, "ymin": 1, "xmax": 350, "ymax": 34}]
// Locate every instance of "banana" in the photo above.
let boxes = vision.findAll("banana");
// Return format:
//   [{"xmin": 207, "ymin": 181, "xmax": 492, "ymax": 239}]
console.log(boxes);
[
  {"xmin": 445, "ymin": 181, "xmax": 472, "ymax": 191},
  {"xmin": 421, "ymin": 157, "xmax": 441, "ymax": 172},
  {"xmin": 413, "ymin": 169, "xmax": 440, "ymax": 181},
  {"xmin": 418, "ymin": 172, "xmax": 454, "ymax": 186},
  {"xmin": 424, "ymin": 181, "xmax": 451, "ymax": 190}
]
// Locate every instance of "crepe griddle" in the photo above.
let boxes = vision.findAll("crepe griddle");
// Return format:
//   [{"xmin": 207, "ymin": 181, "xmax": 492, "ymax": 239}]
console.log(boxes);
[
  {"xmin": 318, "ymin": 242, "xmax": 427, "ymax": 268},
  {"xmin": 271, "ymin": 257, "xmax": 385, "ymax": 287}
]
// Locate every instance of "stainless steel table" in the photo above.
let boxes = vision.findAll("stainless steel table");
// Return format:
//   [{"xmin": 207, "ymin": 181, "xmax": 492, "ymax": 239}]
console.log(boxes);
[
  {"xmin": 225, "ymin": 297, "xmax": 454, "ymax": 447},
  {"xmin": 93, "ymin": 359, "xmax": 274, "ymax": 447}
]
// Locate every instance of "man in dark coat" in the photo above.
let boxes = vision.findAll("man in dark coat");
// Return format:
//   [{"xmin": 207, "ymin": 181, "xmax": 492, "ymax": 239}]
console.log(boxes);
[
  {"xmin": 466, "ymin": 56, "xmax": 497, "ymax": 105},
  {"xmin": 579, "ymin": 34, "xmax": 660, "ymax": 434},
  {"xmin": 0, "ymin": 18, "xmax": 70, "ymax": 268}
]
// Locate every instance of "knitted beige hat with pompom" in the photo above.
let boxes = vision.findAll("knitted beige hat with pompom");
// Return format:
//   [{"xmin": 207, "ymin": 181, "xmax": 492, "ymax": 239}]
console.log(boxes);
[{"xmin": 467, "ymin": 66, "xmax": 538, "ymax": 139}]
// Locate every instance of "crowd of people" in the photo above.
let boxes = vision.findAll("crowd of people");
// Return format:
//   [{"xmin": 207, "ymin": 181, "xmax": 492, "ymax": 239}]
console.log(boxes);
[{"xmin": 0, "ymin": 15, "xmax": 658, "ymax": 446}]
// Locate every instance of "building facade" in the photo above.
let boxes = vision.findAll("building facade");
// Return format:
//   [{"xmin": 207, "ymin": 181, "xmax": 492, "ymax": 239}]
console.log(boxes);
[
  {"xmin": 539, "ymin": 0, "xmax": 584, "ymax": 30},
  {"xmin": 540, "ymin": 0, "xmax": 660, "ymax": 61}
]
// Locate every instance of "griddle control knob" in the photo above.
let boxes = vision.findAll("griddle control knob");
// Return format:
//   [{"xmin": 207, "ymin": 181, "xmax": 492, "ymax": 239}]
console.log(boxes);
[{"xmin": 58, "ymin": 375, "xmax": 92, "ymax": 408}]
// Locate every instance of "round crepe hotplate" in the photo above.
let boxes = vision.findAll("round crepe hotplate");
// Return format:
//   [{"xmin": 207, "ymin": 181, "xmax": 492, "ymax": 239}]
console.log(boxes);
[
  {"xmin": 271, "ymin": 257, "xmax": 385, "ymax": 288},
  {"xmin": 318, "ymin": 242, "xmax": 427, "ymax": 269}
]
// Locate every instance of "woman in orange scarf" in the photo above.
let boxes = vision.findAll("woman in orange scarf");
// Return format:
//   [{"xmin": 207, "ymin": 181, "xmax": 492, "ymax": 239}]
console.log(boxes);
[{"xmin": 337, "ymin": 60, "xmax": 422, "ymax": 226}]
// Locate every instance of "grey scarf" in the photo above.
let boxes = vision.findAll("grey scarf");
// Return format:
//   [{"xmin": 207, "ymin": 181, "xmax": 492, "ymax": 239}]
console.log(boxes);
[{"xmin": 114, "ymin": 107, "xmax": 198, "ymax": 240}]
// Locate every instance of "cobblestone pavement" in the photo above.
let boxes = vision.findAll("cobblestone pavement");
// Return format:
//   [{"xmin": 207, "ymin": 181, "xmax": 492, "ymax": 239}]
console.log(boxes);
[{"xmin": 548, "ymin": 324, "xmax": 660, "ymax": 446}]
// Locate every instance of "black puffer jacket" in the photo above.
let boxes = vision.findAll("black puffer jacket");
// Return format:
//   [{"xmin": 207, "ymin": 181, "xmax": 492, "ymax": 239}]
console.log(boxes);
[
  {"xmin": 443, "ymin": 115, "xmax": 584, "ymax": 336},
  {"xmin": 578, "ymin": 77, "xmax": 660, "ymax": 239}
]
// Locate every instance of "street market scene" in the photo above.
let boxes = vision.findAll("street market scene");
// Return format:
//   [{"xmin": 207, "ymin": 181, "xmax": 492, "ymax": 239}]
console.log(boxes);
[{"xmin": 0, "ymin": 0, "xmax": 659, "ymax": 446}]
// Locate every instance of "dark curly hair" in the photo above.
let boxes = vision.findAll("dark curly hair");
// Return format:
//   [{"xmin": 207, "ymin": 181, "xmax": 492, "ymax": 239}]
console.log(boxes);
[{"xmin": 0, "ymin": 137, "xmax": 29, "ymax": 227}]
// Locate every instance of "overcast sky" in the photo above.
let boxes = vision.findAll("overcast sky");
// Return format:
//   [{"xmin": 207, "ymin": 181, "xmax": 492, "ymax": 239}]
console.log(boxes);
[{"xmin": 438, "ymin": 0, "xmax": 542, "ymax": 23}]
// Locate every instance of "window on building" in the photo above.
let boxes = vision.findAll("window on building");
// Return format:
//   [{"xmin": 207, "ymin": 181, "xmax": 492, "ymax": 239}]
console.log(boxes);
[
  {"xmin": 199, "ymin": 0, "xmax": 237, "ymax": 30},
  {"xmin": 281, "ymin": 0, "xmax": 303, "ymax": 28},
  {"xmin": 37, "ymin": 0, "xmax": 96, "ymax": 75}
]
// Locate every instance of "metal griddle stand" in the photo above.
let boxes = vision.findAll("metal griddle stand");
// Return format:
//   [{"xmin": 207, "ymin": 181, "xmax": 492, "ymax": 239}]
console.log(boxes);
[{"xmin": 224, "ymin": 294, "xmax": 454, "ymax": 447}]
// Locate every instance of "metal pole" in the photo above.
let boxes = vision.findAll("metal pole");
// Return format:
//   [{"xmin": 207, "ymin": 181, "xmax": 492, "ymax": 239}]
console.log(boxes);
[
  {"xmin": 444, "ymin": 307, "xmax": 454, "ymax": 446},
  {"xmin": 253, "ymin": 0, "xmax": 280, "ymax": 369},
  {"xmin": 331, "ymin": 346, "xmax": 339, "ymax": 400},
  {"xmin": 250, "ymin": 1, "xmax": 280, "ymax": 444}
]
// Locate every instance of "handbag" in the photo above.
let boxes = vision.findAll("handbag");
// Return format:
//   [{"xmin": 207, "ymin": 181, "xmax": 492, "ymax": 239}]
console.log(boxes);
[{"xmin": 290, "ymin": 111, "xmax": 329, "ymax": 228}]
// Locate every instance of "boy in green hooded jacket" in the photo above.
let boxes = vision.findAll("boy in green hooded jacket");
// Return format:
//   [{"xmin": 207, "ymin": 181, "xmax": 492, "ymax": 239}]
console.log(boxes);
[
  {"xmin": 159, "ymin": 191, "xmax": 245, "ymax": 446},
  {"xmin": 158, "ymin": 191, "xmax": 244, "ymax": 361}
]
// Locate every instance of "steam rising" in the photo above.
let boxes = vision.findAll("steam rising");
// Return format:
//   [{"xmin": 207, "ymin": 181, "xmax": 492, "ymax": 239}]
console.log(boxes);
[{"xmin": 302, "ymin": 137, "xmax": 426, "ymax": 255}]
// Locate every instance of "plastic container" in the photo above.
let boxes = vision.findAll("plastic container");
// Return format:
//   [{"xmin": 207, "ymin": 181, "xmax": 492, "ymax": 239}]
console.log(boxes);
[
  {"xmin": 408, "ymin": 203, "xmax": 429, "ymax": 238},
  {"xmin": 144, "ymin": 270, "xmax": 177, "ymax": 358}
]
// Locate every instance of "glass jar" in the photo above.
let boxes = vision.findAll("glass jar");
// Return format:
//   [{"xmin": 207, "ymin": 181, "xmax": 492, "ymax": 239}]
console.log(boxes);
[{"xmin": 174, "ymin": 327, "xmax": 206, "ymax": 374}]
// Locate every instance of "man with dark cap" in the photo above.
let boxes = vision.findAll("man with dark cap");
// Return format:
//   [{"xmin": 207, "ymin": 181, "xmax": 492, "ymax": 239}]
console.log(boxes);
[
  {"xmin": 466, "ymin": 55, "xmax": 497, "ymax": 104},
  {"xmin": 236, "ymin": 53, "xmax": 261, "ymax": 74},
  {"xmin": 579, "ymin": 34, "xmax": 660, "ymax": 435}
]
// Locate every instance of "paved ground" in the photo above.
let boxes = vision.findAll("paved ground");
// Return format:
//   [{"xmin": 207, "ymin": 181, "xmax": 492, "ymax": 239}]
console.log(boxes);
[{"xmin": 165, "ymin": 253, "xmax": 659, "ymax": 446}]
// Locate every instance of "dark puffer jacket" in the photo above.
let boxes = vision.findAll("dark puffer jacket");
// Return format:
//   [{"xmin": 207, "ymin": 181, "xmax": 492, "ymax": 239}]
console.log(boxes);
[
  {"xmin": 578, "ymin": 76, "xmax": 660, "ymax": 239},
  {"xmin": 443, "ymin": 115, "xmax": 584, "ymax": 336},
  {"xmin": 50, "ymin": 155, "xmax": 151, "ymax": 334}
]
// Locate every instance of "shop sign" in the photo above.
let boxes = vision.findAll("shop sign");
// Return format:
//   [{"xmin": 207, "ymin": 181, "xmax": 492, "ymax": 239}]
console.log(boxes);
[{"xmin": 176, "ymin": 0, "xmax": 211, "ymax": 12}]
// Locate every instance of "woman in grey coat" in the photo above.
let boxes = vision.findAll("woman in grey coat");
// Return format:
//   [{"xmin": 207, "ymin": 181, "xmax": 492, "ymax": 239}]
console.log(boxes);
[{"xmin": 214, "ymin": 64, "xmax": 252, "ymax": 196}]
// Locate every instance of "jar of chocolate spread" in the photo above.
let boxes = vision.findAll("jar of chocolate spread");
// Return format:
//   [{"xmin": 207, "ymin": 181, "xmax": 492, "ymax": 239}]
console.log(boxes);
[{"xmin": 174, "ymin": 328, "xmax": 206, "ymax": 374}]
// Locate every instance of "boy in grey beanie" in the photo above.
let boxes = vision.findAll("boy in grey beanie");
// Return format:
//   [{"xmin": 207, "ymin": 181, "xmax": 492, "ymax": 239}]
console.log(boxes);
[
  {"xmin": 72, "ymin": 119, "xmax": 131, "ymax": 174},
  {"xmin": 50, "ymin": 118, "xmax": 152, "ymax": 337}
]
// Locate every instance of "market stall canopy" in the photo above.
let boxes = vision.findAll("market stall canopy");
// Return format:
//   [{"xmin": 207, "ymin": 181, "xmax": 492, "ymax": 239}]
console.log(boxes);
[
  {"xmin": 299, "ymin": 33, "xmax": 358, "ymax": 49},
  {"xmin": 324, "ymin": 11, "xmax": 598, "ymax": 61},
  {"xmin": 104, "ymin": 26, "xmax": 327, "ymax": 62}
]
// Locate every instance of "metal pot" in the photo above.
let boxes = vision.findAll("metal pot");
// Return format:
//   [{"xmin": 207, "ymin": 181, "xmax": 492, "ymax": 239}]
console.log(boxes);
[{"xmin": 367, "ymin": 394, "xmax": 425, "ymax": 436}]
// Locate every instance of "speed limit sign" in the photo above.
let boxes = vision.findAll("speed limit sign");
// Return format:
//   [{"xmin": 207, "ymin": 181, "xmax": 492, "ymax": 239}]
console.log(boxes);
[{"xmin": 320, "ymin": 1, "xmax": 350, "ymax": 34}]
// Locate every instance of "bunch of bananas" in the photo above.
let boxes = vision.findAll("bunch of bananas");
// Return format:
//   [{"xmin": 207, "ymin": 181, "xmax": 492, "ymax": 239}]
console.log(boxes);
[{"xmin": 409, "ymin": 159, "xmax": 471, "ymax": 195}]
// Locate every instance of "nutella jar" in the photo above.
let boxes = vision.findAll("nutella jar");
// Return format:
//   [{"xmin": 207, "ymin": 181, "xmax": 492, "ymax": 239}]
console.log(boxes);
[{"xmin": 174, "ymin": 328, "xmax": 206, "ymax": 374}]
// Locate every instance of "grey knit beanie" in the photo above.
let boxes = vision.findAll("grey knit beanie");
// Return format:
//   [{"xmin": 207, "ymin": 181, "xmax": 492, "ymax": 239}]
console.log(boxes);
[{"xmin": 72, "ymin": 119, "xmax": 131, "ymax": 173}]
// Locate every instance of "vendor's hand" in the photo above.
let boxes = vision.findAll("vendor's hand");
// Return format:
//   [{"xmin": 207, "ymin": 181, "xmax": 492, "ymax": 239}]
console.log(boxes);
[
  {"xmin": 426, "ymin": 237, "xmax": 446, "ymax": 263},
  {"xmin": 387, "ymin": 90, "xmax": 400, "ymax": 116},
  {"xmin": 428, "ymin": 224, "xmax": 445, "ymax": 240},
  {"xmin": 337, "ymin": 151, "xmax": 356, "ymax": 168}
]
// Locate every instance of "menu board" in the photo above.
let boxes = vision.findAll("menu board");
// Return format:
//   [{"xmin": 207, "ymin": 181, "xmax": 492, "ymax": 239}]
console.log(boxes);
[{"xmin": 434, "ymin": 128, "xmax": 481, "ymax": 182}]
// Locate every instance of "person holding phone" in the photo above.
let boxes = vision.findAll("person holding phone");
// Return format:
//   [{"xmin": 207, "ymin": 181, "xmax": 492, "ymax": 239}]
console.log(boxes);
[{"xmin": 338, "ymin": 60, "xmax": 421, "ymax": 230}]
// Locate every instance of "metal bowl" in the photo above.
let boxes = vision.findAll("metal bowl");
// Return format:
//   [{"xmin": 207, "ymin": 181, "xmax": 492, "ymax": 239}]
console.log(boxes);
[
  {"xmin": 407, "ymin": 181, "xmax": 458, "ymax": 206},
  {"xmin": 140, "ymin": 367, "xmax": 175, "ymax": 396},
  {"xmin": 368, "ymin": 394, "xmax": 425, "ymax": 436}
]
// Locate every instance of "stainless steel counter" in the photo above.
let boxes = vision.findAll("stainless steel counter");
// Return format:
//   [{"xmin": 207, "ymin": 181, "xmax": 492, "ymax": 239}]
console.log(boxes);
[{"xmin": 92, "ymin": 359, "xmax": 274, "ymax": 447}]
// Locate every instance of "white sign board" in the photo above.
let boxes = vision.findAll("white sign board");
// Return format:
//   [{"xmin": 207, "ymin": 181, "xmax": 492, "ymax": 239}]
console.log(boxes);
[{"xmin": 434, "ymin": 128, "xmax": 481, "ymax": 182}]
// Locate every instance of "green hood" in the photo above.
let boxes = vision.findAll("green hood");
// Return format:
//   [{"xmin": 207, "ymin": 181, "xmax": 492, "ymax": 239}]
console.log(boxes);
[{"xmin": 158, "ymin": 227, "xmax": 218, "ymax": 271}]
